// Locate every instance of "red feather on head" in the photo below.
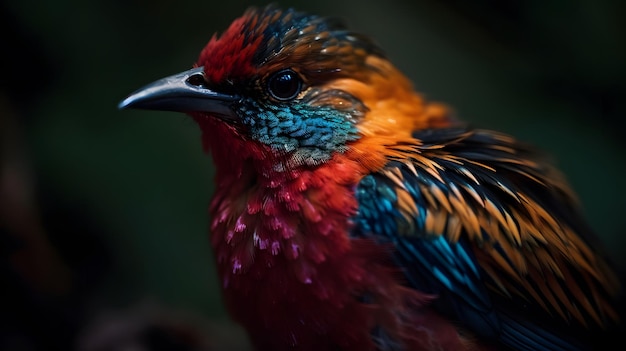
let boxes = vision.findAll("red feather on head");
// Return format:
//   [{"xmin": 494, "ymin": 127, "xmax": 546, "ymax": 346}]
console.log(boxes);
[{"xmin": 197, "ymin": 11, "xmax": 264, "ymax": 84}]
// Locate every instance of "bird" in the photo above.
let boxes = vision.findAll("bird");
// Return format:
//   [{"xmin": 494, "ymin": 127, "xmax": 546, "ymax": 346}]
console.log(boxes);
[{"xmin": 119, "ymin": 5, "xmax": 623, "ymax": 351}]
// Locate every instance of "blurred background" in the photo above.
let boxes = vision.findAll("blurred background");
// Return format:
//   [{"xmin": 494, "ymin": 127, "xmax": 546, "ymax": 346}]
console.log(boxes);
[{"xmin": 1, "ymin": 0, "xmax": 625, "ymax": 350}]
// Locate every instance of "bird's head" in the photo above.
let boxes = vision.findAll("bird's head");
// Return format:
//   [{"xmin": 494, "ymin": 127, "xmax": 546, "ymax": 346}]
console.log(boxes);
[{"xmin": 120, "ymin": 6, "xmax": 452, "ymax": 174}]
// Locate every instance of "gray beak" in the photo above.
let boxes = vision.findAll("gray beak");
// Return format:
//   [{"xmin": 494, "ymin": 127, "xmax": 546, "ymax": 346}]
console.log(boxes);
[{"xmin": 118, "ymin": 66, "xmax": 239, "ymax": 120}]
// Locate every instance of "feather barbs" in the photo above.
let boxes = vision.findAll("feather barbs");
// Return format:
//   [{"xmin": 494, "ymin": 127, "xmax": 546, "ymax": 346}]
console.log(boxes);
[
  {"xmin": 198, "ymin": 14, "xmax": 264, "ymax": 84},
  {"xmin": 361, "ymin": 128, "xmax": 620, "ymax": 327}
]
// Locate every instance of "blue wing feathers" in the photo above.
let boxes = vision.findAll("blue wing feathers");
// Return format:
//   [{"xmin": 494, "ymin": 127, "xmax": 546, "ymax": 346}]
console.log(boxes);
[{"xmin": 352, "ymin": 127, "xmax": 614, "ymax": 350}]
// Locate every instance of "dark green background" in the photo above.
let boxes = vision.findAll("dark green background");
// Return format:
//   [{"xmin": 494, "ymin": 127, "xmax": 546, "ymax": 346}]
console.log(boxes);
[{"xmin": 2, "ymin": 0, "xmax": 624, "ymax": 350}]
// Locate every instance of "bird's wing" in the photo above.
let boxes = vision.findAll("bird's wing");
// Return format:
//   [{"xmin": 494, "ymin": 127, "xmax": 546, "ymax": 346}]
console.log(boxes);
[{"xmin": 353, "ymin": 127, "xmax": 619, "ymax": 350}]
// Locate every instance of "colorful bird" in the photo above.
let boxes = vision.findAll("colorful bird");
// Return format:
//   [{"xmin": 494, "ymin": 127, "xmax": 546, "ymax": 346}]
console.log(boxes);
[{"xmin": 119, "ymin": 5, "xmax": 623, "ymax": 351}]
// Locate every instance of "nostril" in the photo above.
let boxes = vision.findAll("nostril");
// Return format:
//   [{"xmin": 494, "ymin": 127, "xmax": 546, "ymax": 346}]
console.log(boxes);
[{"xmin": 187, "ymin": 73, "xmax": 207, "ymax": 88}]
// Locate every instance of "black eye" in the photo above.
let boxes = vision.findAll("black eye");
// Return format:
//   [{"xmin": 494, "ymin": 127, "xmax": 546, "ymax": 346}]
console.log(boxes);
[{"xmin": 267, "ymin": 69, "xmax": 302, "ymax": 101}]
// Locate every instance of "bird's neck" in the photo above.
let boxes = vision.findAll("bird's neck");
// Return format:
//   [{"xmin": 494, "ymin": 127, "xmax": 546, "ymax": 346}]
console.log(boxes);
[
  {"xmin": 205, "ymin": 126, "xmax": 388, "ymax": 348},
  {"xmin": 197, "ymin": 101, "xmax": 477, "ymax": 350},
  {"xmin": 204, "ymin": 137, "xmax": 470, "ymax": 350},
  {"xmin": 205, "ymin": 121, "xmax": 368, "ymax": 271}
]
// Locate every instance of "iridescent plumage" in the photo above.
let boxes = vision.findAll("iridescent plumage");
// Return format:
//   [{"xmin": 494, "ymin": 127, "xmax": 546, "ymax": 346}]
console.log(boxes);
[{"xmin": 119, "ymin": 5, "xmax": 622, "ymax": 351}]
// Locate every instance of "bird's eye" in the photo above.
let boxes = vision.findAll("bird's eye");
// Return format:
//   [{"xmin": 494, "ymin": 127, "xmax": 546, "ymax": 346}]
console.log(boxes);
[{"xmin": 267, "ymin": 69, "xmax": 302, "ymax": 101}]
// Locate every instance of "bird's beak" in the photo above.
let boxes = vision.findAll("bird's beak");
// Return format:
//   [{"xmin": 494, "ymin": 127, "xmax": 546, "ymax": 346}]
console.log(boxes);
[{"xmin": 118, "ymin": 66, "xmax": 239, "ymax": 120}]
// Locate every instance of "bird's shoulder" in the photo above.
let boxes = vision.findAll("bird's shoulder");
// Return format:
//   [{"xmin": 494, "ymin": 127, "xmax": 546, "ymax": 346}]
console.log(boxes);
[{"xmin": 351, "ymin": 127, "xmax": 621, "ymax": 350}]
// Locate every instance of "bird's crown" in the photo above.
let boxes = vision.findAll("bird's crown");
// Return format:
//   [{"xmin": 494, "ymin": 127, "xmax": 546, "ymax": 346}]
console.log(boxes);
[{"xmin": 197, "ymin": 5, "xmax": 384, "ymax": 87}]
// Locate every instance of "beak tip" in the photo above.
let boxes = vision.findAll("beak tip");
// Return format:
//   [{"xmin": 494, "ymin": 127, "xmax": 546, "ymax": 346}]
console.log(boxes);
[
  {"xmin": 118, "ymin": 97, "xmax": 131, "ymax": 110},
  {"xmin": 118, "ymin": 92, "xmax": 149, "ymax": 111}
]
